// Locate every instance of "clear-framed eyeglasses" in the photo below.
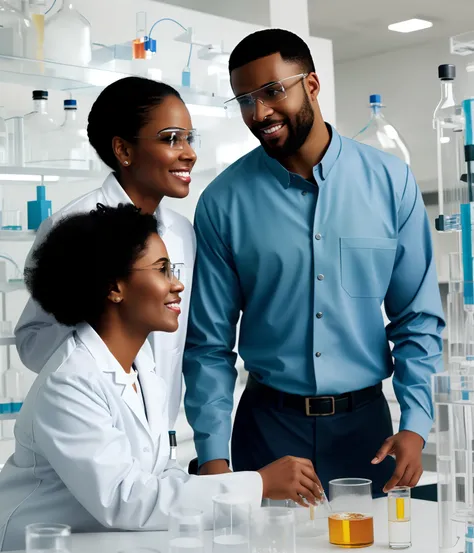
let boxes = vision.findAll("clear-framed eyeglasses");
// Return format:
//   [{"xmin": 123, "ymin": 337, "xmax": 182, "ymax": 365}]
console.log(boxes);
[
  {"xmin": 135, "ymin": 128, "xmax": 200, "ymax": 150},
  {"xmin": 224, "ymin": 73, "xmax": 308, "ymax": 115},
  {"xmin": 131, "ymin": 260, "xmax": 185, "ymax": 282}
]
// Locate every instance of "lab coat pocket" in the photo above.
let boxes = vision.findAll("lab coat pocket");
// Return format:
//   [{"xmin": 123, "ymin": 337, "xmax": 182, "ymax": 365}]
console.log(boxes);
[{"xmin": 340, "ymin": 237, "xmax": 398, "ymax": 298}]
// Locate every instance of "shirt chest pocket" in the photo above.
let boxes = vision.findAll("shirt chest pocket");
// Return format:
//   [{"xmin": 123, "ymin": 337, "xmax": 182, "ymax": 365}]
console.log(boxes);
[{"xmin": 340, "ymin": 237, "xmax": 398, "ymax": 298}]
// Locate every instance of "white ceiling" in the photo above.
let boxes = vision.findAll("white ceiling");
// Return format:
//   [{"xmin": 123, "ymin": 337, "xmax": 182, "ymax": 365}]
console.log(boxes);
[{"xmin": 159, "ymin": 0, "xmax": 474, "ymax": 63}]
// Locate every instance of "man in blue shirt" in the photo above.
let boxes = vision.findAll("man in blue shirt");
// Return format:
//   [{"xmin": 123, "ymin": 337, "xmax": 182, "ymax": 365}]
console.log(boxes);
[{"xmin": 183, "ymin": 29, "xmax": 445, "ymax": 496}]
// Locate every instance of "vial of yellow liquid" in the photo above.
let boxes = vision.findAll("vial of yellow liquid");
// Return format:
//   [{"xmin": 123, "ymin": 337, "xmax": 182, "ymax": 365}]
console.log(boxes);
[{"xmin": 388, "ymin": 487, "xmax": 411, "ymax": 549}]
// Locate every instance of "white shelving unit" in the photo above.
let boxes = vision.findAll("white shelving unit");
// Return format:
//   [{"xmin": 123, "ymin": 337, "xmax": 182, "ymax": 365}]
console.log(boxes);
[{"xmin": 0, "ymin": 230, "xmax": 35, "ymax": 242}]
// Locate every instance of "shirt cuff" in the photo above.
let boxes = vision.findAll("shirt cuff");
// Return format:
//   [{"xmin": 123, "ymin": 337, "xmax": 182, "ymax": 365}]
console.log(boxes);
[
  {"xmin": 196, "ymin": 437, "xmax": 230, "ymax": 467},
  {"xmin": 399, "ymin": 409, "xmax": 434, "ymax": 444}
]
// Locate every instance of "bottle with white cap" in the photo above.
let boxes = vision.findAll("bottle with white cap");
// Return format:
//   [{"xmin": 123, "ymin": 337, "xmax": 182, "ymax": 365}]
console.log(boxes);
[{"xmin": 353, "ymin": 94, "xmax": 411, "ymax": 166}]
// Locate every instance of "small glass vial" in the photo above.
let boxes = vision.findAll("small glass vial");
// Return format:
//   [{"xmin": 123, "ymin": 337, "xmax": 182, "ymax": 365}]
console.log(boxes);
[{"xmin": 388, "ymin": 487, "xmax": 411, "ymax": 549}]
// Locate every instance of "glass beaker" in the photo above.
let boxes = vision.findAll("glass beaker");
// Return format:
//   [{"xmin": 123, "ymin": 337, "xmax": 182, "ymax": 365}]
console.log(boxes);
[
  {"xmin": 388, "ymin": 487, "xmax": 411, "ymax": 549},
  {"xmin": 328, "ymin": 478, "xmax": 374, "ymax": 548},
  {"xmin": 250, "ymin": 507, "xmax": 295, "ymax": 553},
  {"xmin": 213, "ymin": 494, "xmax": 250, "ymax": 553},
  {"xmin": 168, "ymin": 508, "xmax": 204, "ymax": 553},
  {"xmin": 25, "ymin": 523, "xmax": 71, "ymax": 553},
  {"xmin": 1, "ymin": 210, "xmax": 21, "ymax": 230}
]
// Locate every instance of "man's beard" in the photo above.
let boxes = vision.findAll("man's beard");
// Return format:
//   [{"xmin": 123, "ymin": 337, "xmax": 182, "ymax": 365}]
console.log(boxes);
[{"xmin": 254, "ymin": 92, "xmax": 314, "ymax": 159}]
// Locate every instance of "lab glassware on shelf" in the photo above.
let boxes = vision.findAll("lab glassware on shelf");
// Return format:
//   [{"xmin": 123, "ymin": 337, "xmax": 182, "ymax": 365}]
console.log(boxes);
[{"xmin": 43, "ymin": 0, "xmax": 91, "ymax": 66}]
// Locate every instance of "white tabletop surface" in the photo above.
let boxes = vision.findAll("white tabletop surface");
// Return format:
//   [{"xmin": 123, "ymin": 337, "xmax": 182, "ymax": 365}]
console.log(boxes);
[{"xmin": 8, "ymin": 498, "xmax": 437, "ymax": 553}]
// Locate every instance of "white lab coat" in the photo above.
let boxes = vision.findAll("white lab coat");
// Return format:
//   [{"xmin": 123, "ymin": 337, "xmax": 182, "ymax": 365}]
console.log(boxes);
[
  {"xmin": 15, "ymin": 173, "xmax": 195, "ymax": 427},
  {"xmin": 0, "ymin": 324, "xmax": 262, "ymax": 552}
]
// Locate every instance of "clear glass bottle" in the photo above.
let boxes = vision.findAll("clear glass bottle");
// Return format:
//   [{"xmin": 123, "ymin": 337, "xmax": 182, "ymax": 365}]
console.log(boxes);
[
  {"xmin": 353, "ymin": 94, "xmax": 411, "ymax": 165},
  {"xmin": 0, "ymin": 0, "xmax": 32, "ymax": 57},
  {"xmin": 24, "ymin": 89, "xmax": 57, "ymax": 166},
  {"xmin": 0, "ymin": 107, "xmax": 8, "ymax": 165},
  {"xmin": 433, "ymin": 64, "xmax": 466, "ymax": 232},
  {"xmin": 43, "ymin": 0, "xmax": 91, "ymax": 66},
  {"xmin": 48, "ymin": 98, "xmax": 90, "ymax": 169},
  {"xmin": 25, "ymin": 0, "xmax": 45, "ymax": 60}
]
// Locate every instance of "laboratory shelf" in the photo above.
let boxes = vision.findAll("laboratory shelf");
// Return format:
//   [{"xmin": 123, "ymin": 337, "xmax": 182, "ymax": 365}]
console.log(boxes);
[
  {"xmin": 451, "ymin": 31, "xmax": 474, "ymax": 56},
  {"xmin": 0, "ymin": 337, "xmax": 15, "ymax": 347},
  {"xmin": 0, "ymin": 230, "xmax": 35, "ymax": 242},
  {"xmin": 0, "ymin": 165, "xmax": 106, "ymax": 182},
  {"xmin": 0, "ymin": 54, "xmax": 228, "ymax": 108},
  {"xmin": 0, "ymin": 281, "xmax": 26, "ymax": 294},
  {"xmin": 0, "ymin": 54, "xmax": 132, "ymax": 92},
  {"xmin": 0, "ymin": 413, "xmax": 17, "ymax": 421}
]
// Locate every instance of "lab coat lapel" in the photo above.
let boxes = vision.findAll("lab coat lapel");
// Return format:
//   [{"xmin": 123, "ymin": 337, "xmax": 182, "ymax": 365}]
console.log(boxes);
[
  {"xmin": 76, "ymin": 323, "xmax": 153, "ymax": 438},
  {"xmin": 135, "ymin": 353, "xmax": 166, "ymax": 439}
]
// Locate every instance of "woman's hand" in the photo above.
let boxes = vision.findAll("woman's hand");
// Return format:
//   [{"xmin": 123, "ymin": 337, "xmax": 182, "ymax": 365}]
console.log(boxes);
[{"xmin": 257, "ymin": 456, "xmax": 323, "ymax": 507}]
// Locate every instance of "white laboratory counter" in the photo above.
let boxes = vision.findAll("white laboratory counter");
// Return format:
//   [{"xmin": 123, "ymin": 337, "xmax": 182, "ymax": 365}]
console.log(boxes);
[{"xmin": 8, "ymin": 498, "xmax": 437, "ymax": 553}]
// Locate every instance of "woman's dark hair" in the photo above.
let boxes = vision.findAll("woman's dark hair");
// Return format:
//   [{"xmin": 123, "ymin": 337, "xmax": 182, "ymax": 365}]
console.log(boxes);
[
  {"xmin": 25, "ymin": 203, "xmax": 158, "ymax": 327},
  {"xmin": 87, "ymin": 77, "xmax": 183, "ymax": 171}
]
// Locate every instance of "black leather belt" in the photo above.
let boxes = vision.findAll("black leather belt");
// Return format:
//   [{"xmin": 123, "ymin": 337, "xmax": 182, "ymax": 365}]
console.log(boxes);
[{"xmin": 246, "ymin": 375, "xmax": 383, "ymax": 417}]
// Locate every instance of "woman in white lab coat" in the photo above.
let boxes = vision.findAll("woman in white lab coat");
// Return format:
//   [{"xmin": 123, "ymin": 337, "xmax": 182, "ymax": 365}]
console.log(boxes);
[
  {"xmin": 0, "ymin": 204, "xmax": 322, "ymax": 551},
  {"xmin": 15, "ymin": 77, "xmax": 198, "ymax": 428}
]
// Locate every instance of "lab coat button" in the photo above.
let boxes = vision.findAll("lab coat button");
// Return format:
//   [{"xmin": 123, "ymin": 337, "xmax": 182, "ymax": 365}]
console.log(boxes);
[
  {"xmin": 315, "ymin": 352, "xmax": 322, "ymax": 358},
  {"xmin": 143, "ymin": 447, "xmax": 150, "ymax": 453},
  {"xmin": 316, "ymin": 312, "xmax": 323, "ymax": 319},
  {"xmin": 315, "ymin": 233, "xmax": 322, "ymax": 240},
  {"xmin": 317, "ymin": 274, "xmax": 325, "ymax": 281}
]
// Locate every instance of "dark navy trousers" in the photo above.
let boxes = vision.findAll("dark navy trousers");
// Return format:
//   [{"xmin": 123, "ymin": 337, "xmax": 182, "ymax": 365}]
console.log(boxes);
[{"xmin": 231, "ymin": 385, "xmax": 395, "ymax": 498}]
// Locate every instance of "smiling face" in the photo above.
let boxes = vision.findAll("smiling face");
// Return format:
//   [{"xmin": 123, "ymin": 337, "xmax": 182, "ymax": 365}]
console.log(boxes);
[
  {"xmin": 114, "ymin": 95, "xmax": 197, "ymax": 202},
  {"xmin": 114, "ymin": 233, "xmax": 185, "ymax": 335},
  {"xmin": 230, "ymin": 53, "xmax": 318, "ymax": 159}
]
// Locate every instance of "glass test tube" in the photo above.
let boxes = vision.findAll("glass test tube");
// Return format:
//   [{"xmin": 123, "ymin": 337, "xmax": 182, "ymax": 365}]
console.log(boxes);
[{"xmin": 388, "ymin": 487, "xmax": 411, "ymax": 549}]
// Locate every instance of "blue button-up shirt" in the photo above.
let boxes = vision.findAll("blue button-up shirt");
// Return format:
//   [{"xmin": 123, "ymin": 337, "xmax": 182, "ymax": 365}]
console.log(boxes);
[{"xmin": 183, "ymin": 126, "xmax": 445, "ymax": 466}]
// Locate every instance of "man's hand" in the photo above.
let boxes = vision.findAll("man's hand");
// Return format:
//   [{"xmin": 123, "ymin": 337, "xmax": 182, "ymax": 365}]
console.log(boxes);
[
  {"xmin": 372, "ymin": 430, "xmax": 424, "ymax": 493},
  {"xmin": 258, "ymin": 456, "xmax": 323, "ymax": 507},
  {"xmin": 199, "ymin": 459, "xmax": 232, "ymax": 475}
]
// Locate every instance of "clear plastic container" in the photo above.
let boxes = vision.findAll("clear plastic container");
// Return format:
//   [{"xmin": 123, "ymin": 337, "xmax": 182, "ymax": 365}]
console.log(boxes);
[
  {"xmin": 48, "ymin": 99, "xmax": 90, "ymax": 169},
  {"xmin": 433, "ymin": 65, "xmax": 466, "ymax": 232},
  {"xmin": 250, "ymin": 507, "xmax": 295, "ymax": 553},
  {"xmin": 0, "ymin": 0, "xmax": 31, "ymax": 57},
  {"xmin": 433, "ymin": 369, "xmax": 474, "ymax": 552},
  {"xmin": 213, "ymin": 494, "xmax": 250, "ymax": 553},
  {"xmin": 168, "ymin": 509, "xmax": 204, "ymax": 553},
  {"xmin": 353, "ymin": 94, "xmax": 411, "ymax": 165},
  {"xmin": 43, "ymin": 0, "xmax": 91, "ymax": 66},
  {"xmin": 0, "ymin": 107, "xmax": 8, "ymax": 165},
  {"xmin": 24, "ymin": 90, "xmax": 57, "ymax": 166}
]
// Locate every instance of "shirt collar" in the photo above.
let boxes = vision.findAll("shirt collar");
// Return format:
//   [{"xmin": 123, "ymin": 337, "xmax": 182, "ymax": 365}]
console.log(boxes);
[
  {"xmin": 101, "ymin": 172, "xmax": 173, "ymax": 233},
  {"xmin": 76, "ymin": 322, "xmax": 155, "ymax": 386},
  {"xmin": 262, "ymin": 123, "xmax": 342, "ymax": 189}
]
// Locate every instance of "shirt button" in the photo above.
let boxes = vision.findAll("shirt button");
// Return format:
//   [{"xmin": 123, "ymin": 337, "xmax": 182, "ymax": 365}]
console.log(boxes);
[
  {"xmin": 302, "ymin": 191, "xmax": 308, "ymax": 196},
  {"xmin": 315, "ymin": 352, "xmax": 322, "ymax": 358},
  {"xmin": 316, "ymin": 312, "xmax": 323, "ymax": 319},
  {"xmin": 317, "ymin": 274, "xmax": 325, "ymax": 281},
  {"xmin": 315, "ymin": 233, "xmax": 322, "ymax": 240}
]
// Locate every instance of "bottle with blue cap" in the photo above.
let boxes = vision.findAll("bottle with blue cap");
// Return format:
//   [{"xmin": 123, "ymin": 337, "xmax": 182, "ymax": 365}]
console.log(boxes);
[
  {"xmin": 353, "ymin": 94, "xmax": 411, "ymax": 165},
  {"xmin": 48, "ymin": 98, "xmax": 92, "ymax": 170}
]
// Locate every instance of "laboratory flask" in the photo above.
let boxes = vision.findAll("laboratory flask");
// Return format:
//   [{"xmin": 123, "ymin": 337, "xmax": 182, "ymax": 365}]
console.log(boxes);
[{"xmin": 353, "ymin": 94, "xmax": 411, "ymax": 165}]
